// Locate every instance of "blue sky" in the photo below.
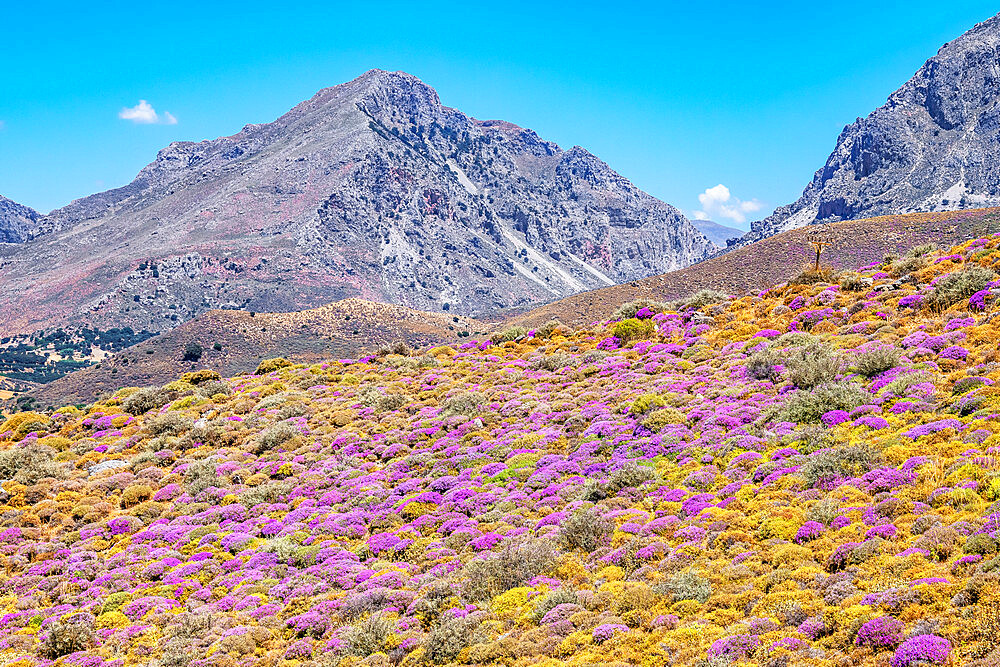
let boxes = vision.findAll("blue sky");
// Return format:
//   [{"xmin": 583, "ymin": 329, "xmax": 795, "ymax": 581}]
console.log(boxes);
[{"xmin": 2, "ymin": 1, "xmax": 998, "ymax": 229}]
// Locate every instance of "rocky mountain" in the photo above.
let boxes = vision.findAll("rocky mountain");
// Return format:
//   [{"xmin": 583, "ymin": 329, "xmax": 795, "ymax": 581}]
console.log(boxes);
[
  {"xmin": 0, "ymin": 70, "xmax": 712, "ymax": 336},
  {"xmin": 742, "ymin": 12, "xmax": 1000, "ymax": 246},
  {"xmin": 0, "ymin": 196, "xmax": 40, "ymax": 244},
  {"xmin": 690, "ymin": 218, "xmax": 743, "ymax": 247}
]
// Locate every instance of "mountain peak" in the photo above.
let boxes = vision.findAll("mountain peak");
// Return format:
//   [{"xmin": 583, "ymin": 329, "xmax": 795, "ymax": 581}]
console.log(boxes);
[
  {"xmin": 0, "ymin": 72, "xmax": 711, "ymax": 335},
  {"xmin": 741, "ymin": 11, "xmax": 1000, "ymax": 245}
]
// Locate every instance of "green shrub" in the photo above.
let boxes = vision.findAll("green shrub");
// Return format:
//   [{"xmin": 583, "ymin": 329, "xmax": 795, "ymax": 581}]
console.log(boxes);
[
  {"xmin": 806, "ymin": 498, "xmax": 842, "ymax": 526},
  {"xmin": 612, "ymin": 318, "xmax": 655, "ymax": 343},
  {"xmin": 681, "ymin": 289, "xmax": 729, "ymax": 310},
  {"xmin": 185, "ymin": 458, "xmax": 219, "ymax": 496},
  {"xmin": 490, "ymin": 326, "xmax": 528, "ymax": 343},
  {"xmin": 661, "ymin": 571, "xmax": 712, "ymax": 603},
  {"xmin": 534, "ymin": 319, "xmax": 568, "ymax": 339},
  {"xmin": 255, "ymin": 422, "xmax": 298, "ymax": 453},
  {"xmin": 559, "ymin": 508, "xmax": 614, "ymax": 553},
  {"xmin": 628, "ymin": 393, "xmax": 667, "ymax": 414},
  {"xmin": 926, "ymin": 265, "xmax": 997, "ymax": 310},
  {"xmin": 532, "ymin": 352, "xmax": 577, "ymax": 371},
  {"xmin": 784, "ymin": 343, "xmax": 840, "ymax": 389},
  {"xmin": 423, "ymin": 615, "xmax": 482, "ymax": 663},
  {"xmin": 914, "ymin": 525, "xmax": 960, "ymax": 561},
  {"xmin": 182, "ymin": 342, "xmax": 204, "ymax": 362},
  {"xmin": 775, "ymin": 382, "xmax": 870, "ymax": 423},
  {"xmin": 530, "ymin": 589, "xmax": 578, "ymax": 622},
  {"xmin": 800, "ymin": 445, "xmax": 880, "ymax": 488},
  {"xmin": 240, "ymin": 482, "xmax": 290, "ymax": 507},
  {"xmin": 853, "ymin": 346, "xmax": 901, "ymax": 378},
  {"xmin": 40, "ymin": 621, "xmax": 93, "ymax": 659},
  {"xmin": 342, "ymin": 613, "xmax": 393, "ymax": 657},
  {"xmin": 790, "ymin": 267, "xmax": 834, "ymax": 285},
  {"xmin": 144, "ymin": 412, "xmax": 193, "ymax": 436},
  {"xmin": 612, "ymin": 299, "xmax": 669, "ymax": 320},
  {"xmin": 195, "ymin": 380, "xmax": 231, "ymax": 398},
  {"xmin": 953, "ymin": 376, "xmax": 988, "ymax": 395},
  {"xmin": 774, "ymin": 331, "xmax": 819, "ymax": 347},
  {"xmin": 889, "ymin": 254, "xmax": 927, "ymax": 276},
  {"xmin": 608, "ymin": 462, "xmax": 655, "ymax": 493},
  {"xmin": 907, "ymin": 243, "xmax": 937, "ymax": 257},
  {"xmin": 964, "ymin": 533, "xmax": 998, "ymax": 556},
  {"xmin": 745, "ymin": 348, "xmax": 782, "ymax": 382},
  {"xmin": 121, "ymin": 386, "xmax": 172, "ymax": 415},
  {"xmin": 0, "ymin": 443, "xmax": 62, "ymax": 485},
  {"xmin": 880, "ymin": 372, "xmax": 934, "ymax": 397},
  {"xmin": 440, "ymin": 391, "xmax": 486, "ymax": 417},
  {"xmin": 462, "ymin": 539, "xmax": 557, "ymax": 601}
]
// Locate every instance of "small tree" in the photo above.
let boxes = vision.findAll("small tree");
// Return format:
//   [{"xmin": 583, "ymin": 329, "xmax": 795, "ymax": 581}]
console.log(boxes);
[{"xmin": 182, "ymin": 342, "xmax": 203, "ymax": 362}]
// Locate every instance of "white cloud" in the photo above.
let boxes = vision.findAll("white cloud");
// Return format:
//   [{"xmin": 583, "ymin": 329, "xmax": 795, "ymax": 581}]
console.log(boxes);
[
  {"xmin": 118, "ymin": 100, "xmax": 177, "ymax": 125},
  {"xmin": 693, "ymin": 183, "xmax": 763, "ymax": 225}
]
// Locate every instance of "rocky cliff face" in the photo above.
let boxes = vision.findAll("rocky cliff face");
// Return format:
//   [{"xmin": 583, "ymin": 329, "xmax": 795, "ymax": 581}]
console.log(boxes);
[
  {"xmin": 0, "ymin": 196, "xmax": 40, "ymax": 244},
  {"xmin": 742, "ymin": 12, "xmax": 1000, "ymax": 245},
  {"xmin": 0, "ymin": 70, "xmax": 712, "ymax": 335}
]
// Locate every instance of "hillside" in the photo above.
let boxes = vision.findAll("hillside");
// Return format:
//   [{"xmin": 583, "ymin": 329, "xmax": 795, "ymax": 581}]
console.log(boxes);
[
  {"xmin": 0, "ymin": 70, "xmax": 711, "ymax": 337},
  {"xmin": 18, "ymin": 298, "xmax": 483, "ymax": 408},
  {"xmin": 1, "ymin": 234, "xmax": 999, "ymax": 665},
  {"xmin": 506, "ymin": 208, "xmax": 1000, "ymax": 328},
  {"xmin": 742, "ymin": 12, "xmax": 1000, "ymax": 245},
  {"xmin": 691, "ymin": 219, "xmax": 743, "ymax": 248}
]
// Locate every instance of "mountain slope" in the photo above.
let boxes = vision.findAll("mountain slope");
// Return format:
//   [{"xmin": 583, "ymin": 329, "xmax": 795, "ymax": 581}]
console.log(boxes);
[
  {"xmin": 1, "ymin": 234, "xmax": 998, "ymax": 665},
  {"xmin": 504, "ymin": 207, "xmax": 1000, "ymax": 328},
  {"xmin": 0, "ymin": 70, "xmax": 711, "ymax": 336},
  {"xmin": 743, "ymin": 12, "xmax": 1000, "ymax": 245},
  {"xmin": 0, "ymin": 195, "xmax": 40, "ymax": 243},
  {"xmin": 690, "ymin": 218, "xmax": 743, "ymax": 247}
]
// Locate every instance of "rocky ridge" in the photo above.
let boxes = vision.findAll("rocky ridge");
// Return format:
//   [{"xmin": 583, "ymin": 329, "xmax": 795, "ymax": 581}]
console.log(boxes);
[
  {"xmin": 741, "ymin": 12, "xmax": 1000, "ymax": 246},
  {"xmin": 0, "ymin": 70, "xmax": 712, "ymax": 336}
]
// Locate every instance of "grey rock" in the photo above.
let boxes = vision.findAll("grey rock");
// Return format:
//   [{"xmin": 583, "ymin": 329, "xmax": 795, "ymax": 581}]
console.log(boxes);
[
  {"xmin": 739, "ymin": 12, "xmax": 1000, "ymax": 246},
  {"xmin": 89, "ymin": 460, "xmax": 129, "ymax": 475},
  {"xmin": 0, "ymin": 196, "xmax": 41, "ymax": 244},
  {"xmin": 0, "ymin": 70, "xmax": 712, "ymax": 335}
]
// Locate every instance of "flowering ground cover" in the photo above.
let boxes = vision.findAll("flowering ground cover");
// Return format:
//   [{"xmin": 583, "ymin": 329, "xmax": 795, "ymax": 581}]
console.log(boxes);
[{"xmin": 2, "ymin": 237, "xmax": 1000, "ymax": 666}]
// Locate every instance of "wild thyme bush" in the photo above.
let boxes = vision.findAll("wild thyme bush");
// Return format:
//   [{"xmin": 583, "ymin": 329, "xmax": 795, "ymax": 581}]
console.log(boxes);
[
  {"xmin": 926, "ymin": 265, "xmax": 996, "ymax": 310},
  {"xmin": 612, "ymin": 299, "xmax": 669, "ymax": 320},
  {"xmin": 121, "ymin": 386, "xmax": 172, "ymax": 415},
  {"xmin": 775, "ymin": 382, "xmax": 870, "ymax": 423},
  {"xmin": 854, "ymin": 346, "xmax": 901, "ymax": 377},
  {"xmin": 784, "ymin": 343, "xmax": 840, "ymax": 389},
  {"xmin": 559, "ymin": 508, "xmax": 614, "ymax": 552}
]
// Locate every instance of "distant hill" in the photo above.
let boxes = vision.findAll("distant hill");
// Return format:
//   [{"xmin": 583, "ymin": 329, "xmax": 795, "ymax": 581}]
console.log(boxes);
[
  {"xmin": 690, "ymin": 219, "xmax": 744, "ymax": 247},
  {"xmin": 742, "ymin": 12, "xmax": 1000, "ymax": 246},
  {"xmin": 504, "ymin": 207, "xmax": 1000, "ymax": 327},
  {"xmin": 0, "ymin": 69, "xmax": 711, "ymax": 337},
  {"xmin": 20, "ymin": 298, "xmax": 484, "ymax": 408}
]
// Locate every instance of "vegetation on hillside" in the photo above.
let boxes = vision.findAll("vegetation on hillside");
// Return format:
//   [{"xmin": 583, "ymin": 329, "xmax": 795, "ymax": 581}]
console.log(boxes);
[{"xmin": 1, "ymin": 236, "xmax": 1000, "ymax": 665}]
